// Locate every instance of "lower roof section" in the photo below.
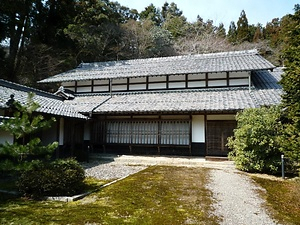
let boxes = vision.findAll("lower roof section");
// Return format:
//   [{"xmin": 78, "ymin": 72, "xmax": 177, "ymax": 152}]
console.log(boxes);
[
  {"xmin": 65, "ymin": 87, "xmax": 282, "ymax": 115},
  {"xmin": 0, "ymin": 79, "xmax": 87, "ymax": 119}
]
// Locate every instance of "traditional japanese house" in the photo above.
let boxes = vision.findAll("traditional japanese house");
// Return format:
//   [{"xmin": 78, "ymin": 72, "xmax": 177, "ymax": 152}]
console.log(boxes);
[{"xmin": 39, "ymin": 50, "xmax": 282, "ymax": 156}]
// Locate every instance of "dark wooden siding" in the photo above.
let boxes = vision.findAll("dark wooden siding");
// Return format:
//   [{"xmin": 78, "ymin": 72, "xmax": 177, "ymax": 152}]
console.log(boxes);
[{"xmin": 206, "ymin": 120, "xmax": 236, "ymax": 156}]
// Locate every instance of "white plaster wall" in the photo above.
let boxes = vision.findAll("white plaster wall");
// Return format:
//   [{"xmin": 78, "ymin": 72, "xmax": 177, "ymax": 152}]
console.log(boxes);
[
  {"xmin": 188, "ymin": 81, "xmax": 205, "ymax": 88},
  {"xmin": 169, "ymin": 74, "xmax": 185, "ymax": 81},
  {"xmin": 149, "ymin": 83, "xmax": 166, "ymax": 89},
  {"xmin": 62, "ymin": 81, "xmax": 76, "ymax": 87},
  {"xmin": 77, "ymin": 86, "xmax": 92, "ymax": 93},
  {"xmin": 129, "ymin": 83, "xmax": 146, "ymax": 90},
  {"xmin": 130, "ymin": 77, "xmax": 147, "ymax": 83},
  {"xmin": 114, "ymin": 78, "xmax": 127, "ymax": 84},
  {"xmin": 192, "ymin": 115, "xmax": 205, "ymax": 142},
  {"xmin": 94, "ymin": 86, "xmax": 109, "ymax": 92},
  {"xmin": 112, "ymin": 85, "xmax": 127, "ymax": 91},
  {"xmin": 0, "ymin": 130, "xmax": 13, "ymax": 145},
  {"xmin": 149, "ymin": 76, "xmax": 166, "ymax": 82},
  {"xmin": 169, "ymin": 82, "xmax": 185, "ymax": 88},
  {"xmin": 229, "ymin": 71, "xmax": 250, "ymax": 78},
  {"xmin": 229, "ymin": 78, "xmax": 249, "ymax": 86},
  {"xmin": 188, "ymin": 73, "xmax": 206, "ymax": 80},
  {"xmin": 94, "ymin": 80, "xmax": 109, "ymax": 85},
  {"xmin": 208, "ymin": 80, "xmax": 227, "ymax": 87},
  {"xmin": 77, "ymin": 80, "xmax": 92, "ymax": 86},
  {"xmin": 208, "ymin": 72, "xmax": 226, "ymax": 79}
]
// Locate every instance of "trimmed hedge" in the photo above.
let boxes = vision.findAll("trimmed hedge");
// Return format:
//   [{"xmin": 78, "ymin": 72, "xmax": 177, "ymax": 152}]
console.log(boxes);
[{"xmin": 18, "ymin": 159, "xmax": 85, "ymax": 199}]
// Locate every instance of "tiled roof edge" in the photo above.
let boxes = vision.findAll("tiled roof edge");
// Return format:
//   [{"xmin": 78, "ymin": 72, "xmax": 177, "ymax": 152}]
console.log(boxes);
[
  {"xmin": 0, "ymin": 79, "xmax": 63, "ymax": 100},
  {"xmin": 73, "ymin": 86, "xmax": 255, "ymax": 98},
  {"xmin": 79, "ymin": 49, "xmax": 259, "ymax": 67}
]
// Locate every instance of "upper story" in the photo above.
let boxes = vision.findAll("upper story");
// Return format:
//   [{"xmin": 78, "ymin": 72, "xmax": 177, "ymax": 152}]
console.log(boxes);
[{"xmin": 39, "ymin": 50, "xmax": 275, "ymax": 95}]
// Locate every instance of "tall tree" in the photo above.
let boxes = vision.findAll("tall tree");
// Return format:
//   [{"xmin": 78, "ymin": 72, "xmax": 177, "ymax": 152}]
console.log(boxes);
[
  {"xmin": 252, "ymin": 23, "xmax": 263, "ymax": 42},
  {"xmin": 263, "ymin": 18, "xmax": 281, "ymax": 47},
  {"xmin": 162, "ymin": 13, "xmax": 187, "ymax": 38},
  {"xmin": 0, "ymin": 0, "xmax": 36, "ymax": 82},
  {"xmin": 216, "ymin": 23, "xmax": 226, "ymax": 38},
  {"xmin": 279, "ymin": 4, "xmax": 300, "ymax": 166},
  {"xmin": 161, "ymin": 2, "xmax": 183, "ymax": 21},
  {"xmin": 64, "ymin": 0, "xmax": 122, "ymax": 62},
  {"xmin": 161, "ymin": 3, "xmax": 187, "ymax": 39},
  {"xmin": 139, "ymin": 4, "xmax": 162, "ymax": 26},
  {"xmin": 227, "ymin": 21, "xmax": 237, "ymax": 43},
  {"xmin": 236, "ymin": 10, "xmax": 250, "ymax": 42},
  {"xmin": 120, "ymin": 18, "xmax": 174, "ymax": 59}
]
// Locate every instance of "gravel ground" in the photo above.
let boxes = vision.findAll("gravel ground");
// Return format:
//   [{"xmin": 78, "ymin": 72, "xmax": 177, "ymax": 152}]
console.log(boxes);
[
  {"xmin": 81, "ymin": 155, "xmax": 281, "ymax": 224},
  {"xmin": 81, "ymin": 160, "xmax": 147, "ymax": 180},
  {"xmin": 207, "ymin": 168, "xmax": 281, "ymax": 225}
]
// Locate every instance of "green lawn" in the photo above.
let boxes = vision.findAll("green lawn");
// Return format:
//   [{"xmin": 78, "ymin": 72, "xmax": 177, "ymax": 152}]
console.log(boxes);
[
  {"xmin": 0, "ymin": 166, "xmax": 219, "ymax": 225},
  {"xmin": 253, "ymin": 176, "xmax": 300, "ymax": 225},
  {"xmin": 1, "ymin": 166, "xmax": 300, "ymax": 225}
]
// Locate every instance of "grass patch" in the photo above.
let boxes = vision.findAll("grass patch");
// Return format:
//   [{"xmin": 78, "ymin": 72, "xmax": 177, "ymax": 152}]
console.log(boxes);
[
  {"xmin": 253, "ymin": 176, "xmax": 300, "ymax": 225},
  {"xmin": 0, "ymin": 166, "xmax": 218, "ymax": 225}
]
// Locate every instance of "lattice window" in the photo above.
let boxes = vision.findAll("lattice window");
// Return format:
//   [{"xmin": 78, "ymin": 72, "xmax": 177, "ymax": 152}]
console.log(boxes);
[
  {"xmin": 161, "ymin": 121, "xmax": 189, "ymax": 145},
  {"xmin": 106, "ymin": 120, "xmax": 189, "ymax": 145}
]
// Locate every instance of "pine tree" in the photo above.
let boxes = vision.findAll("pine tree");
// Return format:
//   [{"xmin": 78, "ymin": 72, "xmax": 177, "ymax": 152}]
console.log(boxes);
[
  {"xmin": 236, "ymin": 10, "xmax": 250, "ymax": 42},
  {"xmin": 227, "ymin": 21, "xmax": 237, "ymax": 43},
  {"xmin": 0, "ymin": 92, "xmax": 58, "ymax": 170},
  {"xmin": 252, "ymin": 23, "xmax": 263, "ymax": 42}
]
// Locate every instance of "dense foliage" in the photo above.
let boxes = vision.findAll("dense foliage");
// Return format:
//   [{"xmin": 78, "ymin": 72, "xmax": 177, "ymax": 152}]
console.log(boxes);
[
  {"xmin": 228, "ymin": 106, "xmax": 282, "ymax": 174},
  {"xmin": 18, "ymin": 159, "xmax": 85, "ymax": 199},
  {"xmin": 0, "ymin": 93, "xmax": 58, "ymax": 172},
  {"xmin": 279, "ymin": 5, "xmax": 300, "ymax": 168},
  {"xmin": 0, "ymin": 94, "xmax": 86, "ymax": 198},
  {"xmin": 0, "ymin": 0, "xmax": 294, "ymax": 88}
]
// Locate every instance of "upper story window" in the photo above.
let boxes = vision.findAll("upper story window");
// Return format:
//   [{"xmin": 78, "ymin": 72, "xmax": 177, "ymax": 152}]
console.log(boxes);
[{"xmin": 62, "ymin": 71, "xmax": 250, "ymax": 94}]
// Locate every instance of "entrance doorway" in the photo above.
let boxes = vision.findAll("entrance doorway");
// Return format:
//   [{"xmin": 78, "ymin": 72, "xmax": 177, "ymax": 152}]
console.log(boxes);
[{"xmin": 206, "ymin": 120, "xmax": 236, "ymax": 156}]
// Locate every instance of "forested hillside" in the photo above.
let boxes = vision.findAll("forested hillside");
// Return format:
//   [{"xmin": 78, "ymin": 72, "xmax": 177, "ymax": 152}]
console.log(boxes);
[{"xmin": 0, "ymin": 0, "xmax": 295, "ymax": 89}]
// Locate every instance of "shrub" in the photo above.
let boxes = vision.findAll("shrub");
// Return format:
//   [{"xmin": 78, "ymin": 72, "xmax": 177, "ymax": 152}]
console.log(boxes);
[
  {"xmin": 18, "ymin": 159, "xmax": 85, "ymax": 199},
  {"xmin": 227, "ymin": 106, "xmax": 282, "ymax": 174}
]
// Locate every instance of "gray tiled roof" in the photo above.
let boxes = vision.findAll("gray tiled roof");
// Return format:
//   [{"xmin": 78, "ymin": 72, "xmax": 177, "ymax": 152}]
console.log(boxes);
[
  {"xmin": 39, "ymin": 50, "xmax": 275, "ymax": 83},
  {"xmin": 0, "ymin": 80, "xmax": 87, "ymax": 119},
  {"xmin": 252, "ymin": 67, "xmax": 282, "ymax": 89},
  {"xmin": 65, "ymin": 69, "xmax": 282, "ymax": 114}
]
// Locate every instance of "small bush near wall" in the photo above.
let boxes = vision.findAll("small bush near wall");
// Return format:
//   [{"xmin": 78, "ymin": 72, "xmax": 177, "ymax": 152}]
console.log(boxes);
[
  {"xmin": 18, "ymin": 158, "xmax": 85, "ymax": 199},
  {"xmin": 227, "ymin": 106, "xmax": 282, "ymax": 174}
]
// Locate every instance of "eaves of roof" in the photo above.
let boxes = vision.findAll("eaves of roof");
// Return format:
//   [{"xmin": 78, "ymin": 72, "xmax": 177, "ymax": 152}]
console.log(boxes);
[{"xmin": 0, "ymin": 80, "xmax": 87, "ymax": 119}]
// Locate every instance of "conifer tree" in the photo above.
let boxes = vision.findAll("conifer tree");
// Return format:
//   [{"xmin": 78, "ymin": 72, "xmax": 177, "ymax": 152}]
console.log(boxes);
[
  {"xmin": 0, "ymin": 92, "xmax": 58, "ymax": 170},
  {"xmin": 227, "ymin": 21, "xmax": 237, "ymax": 43},
  {"xmin": 279, "ymin": 4, "xmax": 300, "ymax": 169},
  {"xmin": 236, "ymin": 10, "xmax": 250, "ymax": 42}
]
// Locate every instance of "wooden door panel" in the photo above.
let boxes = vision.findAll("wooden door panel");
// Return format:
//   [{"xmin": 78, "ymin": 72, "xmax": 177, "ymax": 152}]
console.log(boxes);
[{"xmin": 207, "ymin": 120, "xmax": 236, "ymax": 156}]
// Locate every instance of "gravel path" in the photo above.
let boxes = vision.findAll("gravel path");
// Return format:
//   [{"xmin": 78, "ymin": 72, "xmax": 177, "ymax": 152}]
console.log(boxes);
[{"xmin": 207, "ymin": 168, "xmax": 281, "ymax": 225}]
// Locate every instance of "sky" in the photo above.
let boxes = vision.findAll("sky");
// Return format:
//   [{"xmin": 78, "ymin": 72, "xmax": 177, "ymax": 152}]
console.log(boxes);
[{"xmin": 116, "ymin": 0, "xmax": 298, "ymax": 30}]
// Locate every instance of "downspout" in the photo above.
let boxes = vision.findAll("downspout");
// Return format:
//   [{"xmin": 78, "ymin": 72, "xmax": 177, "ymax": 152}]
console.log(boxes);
[
  {"xmin": 110, "ymin": 78, "xmax": 112, "ymax": 98},
  {"xmin": 248, "ymin": 71, "xmax": 251, "ymax": 92}
]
